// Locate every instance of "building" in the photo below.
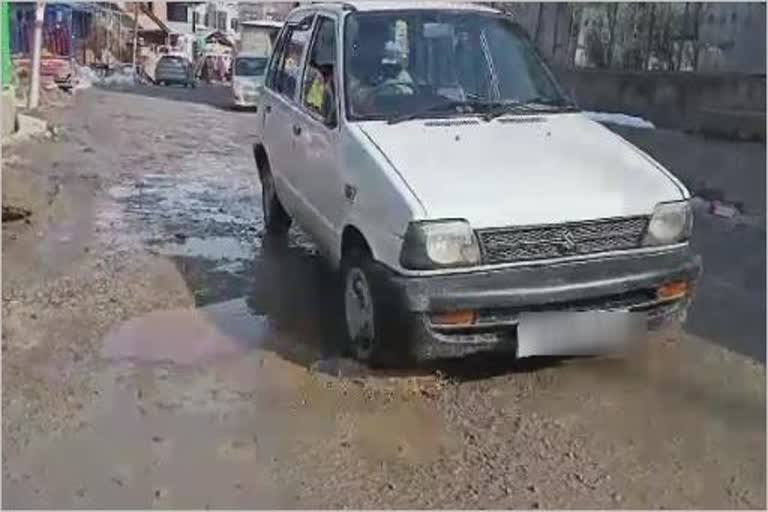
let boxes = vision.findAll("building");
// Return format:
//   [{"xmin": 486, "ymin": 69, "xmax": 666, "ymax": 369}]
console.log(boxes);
[{"xmin": 238, "ymin": 2, "xmax": 295, "ymax": 23}]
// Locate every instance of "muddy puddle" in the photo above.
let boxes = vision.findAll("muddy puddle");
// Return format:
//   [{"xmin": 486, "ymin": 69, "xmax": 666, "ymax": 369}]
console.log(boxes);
[{"xmin": 101, "ymin": 298, "xmax": 272, "ymax": 366}]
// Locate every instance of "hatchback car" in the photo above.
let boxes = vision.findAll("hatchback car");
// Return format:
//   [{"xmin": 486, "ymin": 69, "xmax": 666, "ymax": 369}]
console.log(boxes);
[
  {"xmin": 232, "ymin": 53, "xmax": 269, "ymax": 108},
  {"xmin": 155, "ymin": 55, "xmax": 196, "ymax": 88},
  {"xmin": 253, "ymin": 2, "xmax": 702, "ymax": 365}
]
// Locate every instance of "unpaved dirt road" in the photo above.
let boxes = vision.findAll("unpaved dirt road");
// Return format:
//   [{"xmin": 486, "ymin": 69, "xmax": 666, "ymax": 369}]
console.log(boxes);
[{"xmin": 2, "ymin": 85, "xmax": 765, "ymax": 509}]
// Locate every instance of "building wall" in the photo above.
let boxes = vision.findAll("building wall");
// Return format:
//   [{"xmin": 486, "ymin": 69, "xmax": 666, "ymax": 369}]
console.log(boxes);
[{"xmin": 557, "ymin": 67, "xmax": 765, "ymax": 139}]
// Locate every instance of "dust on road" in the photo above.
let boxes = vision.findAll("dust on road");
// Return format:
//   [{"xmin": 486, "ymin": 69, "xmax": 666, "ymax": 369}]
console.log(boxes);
[{"xmin": 2, "ymin": 84, "xmax": 765, "ymax": 509}]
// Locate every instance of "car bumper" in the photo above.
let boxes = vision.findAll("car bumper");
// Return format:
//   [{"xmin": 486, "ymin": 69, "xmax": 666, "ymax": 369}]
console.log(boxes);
[
  {"xmin": 376, "ymin": 247, "xmax": 702, "ymax": 361},
  {"xmin": 233, "ymin": 94, "xmax": 260, "ymax": 107}
]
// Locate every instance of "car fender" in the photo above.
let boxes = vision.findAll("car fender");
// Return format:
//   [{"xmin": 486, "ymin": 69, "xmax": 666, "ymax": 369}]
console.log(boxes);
[{"xmin": 334, "ymin": 124, "xmax": 426, "ymax": 271}]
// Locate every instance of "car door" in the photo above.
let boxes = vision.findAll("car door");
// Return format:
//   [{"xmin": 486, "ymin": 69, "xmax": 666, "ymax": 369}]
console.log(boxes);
[
  {"xmin": 291, "ymin": 14, "xmax": 344, "ymax": 255},
  {"xmin": 260, "ymin": 14, "xmax": 314, "ymax": 219}
]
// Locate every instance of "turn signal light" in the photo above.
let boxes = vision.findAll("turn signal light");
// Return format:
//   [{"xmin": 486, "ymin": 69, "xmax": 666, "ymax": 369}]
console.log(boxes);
[
  {"xmin": 657, "ymin": 281, "xmax": 690, "ymax": 300},
  {"xmin": 431, "ymin": 310, "xmax": 477, "ymax": 326}
]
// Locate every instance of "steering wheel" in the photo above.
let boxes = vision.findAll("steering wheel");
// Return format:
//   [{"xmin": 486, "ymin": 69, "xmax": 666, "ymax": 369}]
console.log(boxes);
[{"xmin": 368, "ymin": 80, "xmax": 417, "ymax": 97}]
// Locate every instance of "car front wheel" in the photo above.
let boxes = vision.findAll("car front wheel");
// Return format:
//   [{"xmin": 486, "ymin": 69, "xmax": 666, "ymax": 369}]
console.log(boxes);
[
  {"xmin": 342, "ymin": 250, "xmax": 388, "ymax": 365},
  {"xmin": 261, "ymin": 171, "xmax": 291, "ymax": 236}
]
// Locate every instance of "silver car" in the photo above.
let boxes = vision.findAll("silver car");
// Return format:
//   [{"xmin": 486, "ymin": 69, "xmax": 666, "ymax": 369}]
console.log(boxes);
[{"xmin": 232, "ymin": 53, "xmax": 268, "ymax": 108}]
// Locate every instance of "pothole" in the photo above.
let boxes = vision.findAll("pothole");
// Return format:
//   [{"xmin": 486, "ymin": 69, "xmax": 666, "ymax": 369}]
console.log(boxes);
[{"xmin": 2, "ymin": 206, "xmax": 32, "ymax": 223}]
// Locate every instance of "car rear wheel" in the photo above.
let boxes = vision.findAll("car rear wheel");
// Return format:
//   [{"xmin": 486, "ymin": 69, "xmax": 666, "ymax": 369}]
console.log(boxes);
[
  {"xmin": 261, "ymin": 171, "xmax": 291, "ymax": 236},
  {"xmin": 342, "ymin": 250, "xmax": 388, "ymax": 366}
]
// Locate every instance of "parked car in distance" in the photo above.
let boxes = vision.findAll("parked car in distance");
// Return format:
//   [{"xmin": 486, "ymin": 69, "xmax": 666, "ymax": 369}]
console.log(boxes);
[
  {"xmin": 232, "ymin": 52, "xmax": 269, "ymax": 108},
  {"xmin": 155, "ymin": 55, "xmax": 196, "ymax": 87},
  {"xmin": 253, "ymin": 2, "xmax": 702, "ymax": 366}
]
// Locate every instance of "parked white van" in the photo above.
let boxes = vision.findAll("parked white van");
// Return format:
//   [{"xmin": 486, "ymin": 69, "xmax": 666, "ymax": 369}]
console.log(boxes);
[
  {"xmin": 233, "ymin": 20, "xmax": 284, "ymax": 108},
  {"xmin": 232, "ymin": 52, "xmax": 270, "ymax": 107},
  {"xmin": 253, "ymin": 2, "xmax": 702, "ymax": 365}
]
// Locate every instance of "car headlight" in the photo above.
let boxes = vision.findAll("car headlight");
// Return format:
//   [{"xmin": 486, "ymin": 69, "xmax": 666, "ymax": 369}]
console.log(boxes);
[
  {"xmin": 644, "ymin": 200, "xmax": 693, "ymax": 246},
  {"xmin": 400, "ymin": 220, "xmax": 481, "ymax": 270}
]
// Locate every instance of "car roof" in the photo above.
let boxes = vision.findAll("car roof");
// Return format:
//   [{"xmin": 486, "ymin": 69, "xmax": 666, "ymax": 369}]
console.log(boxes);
[
  {"xmin": 240, "ymin": 20, "xmax": 285, "ymax": 28},
  {"xmin": 295, "ymin": 1, "xmax": 499, "ymax": 16}
]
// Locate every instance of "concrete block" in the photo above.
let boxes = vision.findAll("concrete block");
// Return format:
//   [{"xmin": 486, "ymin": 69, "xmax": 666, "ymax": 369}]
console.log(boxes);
[{"xmin": 1, "ymin": 88, "xmax": 16, "ymax": 137}]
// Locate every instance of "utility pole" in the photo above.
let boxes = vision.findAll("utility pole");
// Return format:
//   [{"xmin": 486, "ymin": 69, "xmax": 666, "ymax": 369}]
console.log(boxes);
[
  {"xmin": 131, "ymin": 1, "xmax": 139, "ymax": 79},
  {"xmin": 28, "ymin": 0, "xmax": 45, "ymax": 109},
  {"xmin": 105, "ymin": 11, "xmax": 111, "ymax": 67}
]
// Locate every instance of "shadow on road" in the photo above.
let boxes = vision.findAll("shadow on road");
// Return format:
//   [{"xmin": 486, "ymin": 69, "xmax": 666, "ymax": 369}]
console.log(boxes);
[
  {"xmin": 93, "ymin": 82, "xmax": 254, "ymax": 113},
  {"xmin": 226, "ymin": 235, "xmax": 564, "ymax": 380}
]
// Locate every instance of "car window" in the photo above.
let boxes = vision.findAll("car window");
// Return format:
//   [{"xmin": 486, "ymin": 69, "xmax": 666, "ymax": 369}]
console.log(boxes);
[
  {"xmin": 302, "ymin": 16, "xmax": 338, "ymax": 125},
  {"xmin": 235, "ymin": 57, "xmax": 268, "ymax": 77},
  {"xmin": 273, "ymin": 17, "xmax": 314, "ymax": 101},
  {"xmin": 343, "ymin": 11, "xmax": 567, "ymax": 120},
  {"xmin": 159, "ymin": 57, "xmax": 185, "ymax": 68},
  {"xmin": 265, "ymin": 27, "xmax": 289, "ymax": 89}
]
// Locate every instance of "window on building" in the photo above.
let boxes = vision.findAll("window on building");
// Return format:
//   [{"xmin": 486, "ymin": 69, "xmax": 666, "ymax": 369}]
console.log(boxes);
[{"xmin": 167, "ymin": 4, "xmax": 189, "ymax": 23}]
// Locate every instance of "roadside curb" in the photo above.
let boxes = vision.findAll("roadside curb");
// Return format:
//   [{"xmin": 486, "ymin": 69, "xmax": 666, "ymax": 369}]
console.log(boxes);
[{"xmin": 2, "ymin": 113, "xmax": 49, "ymax": 146}]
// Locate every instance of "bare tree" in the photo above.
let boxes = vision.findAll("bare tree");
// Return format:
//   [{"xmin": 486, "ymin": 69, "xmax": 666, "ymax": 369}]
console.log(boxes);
[
  {"xmin": 605, "ymin": 3, "xmax": 619, "ymax": 68},
  {"xmin": 131, "ymin": 2, "xmax": 139, "ymax": 78}
]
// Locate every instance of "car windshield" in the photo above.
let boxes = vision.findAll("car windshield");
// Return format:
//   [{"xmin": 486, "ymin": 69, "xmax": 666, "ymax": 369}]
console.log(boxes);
[
  {"xmin": 235, "ymin": 57, "xmax": 268, "ymax": 77},
  {"xmin": 343, "ymin": 10, "xmax": 569, "ymax": 121},
  {"xmin": 159, "ymin": 57, "xmax": 185, "ymax": 68}
]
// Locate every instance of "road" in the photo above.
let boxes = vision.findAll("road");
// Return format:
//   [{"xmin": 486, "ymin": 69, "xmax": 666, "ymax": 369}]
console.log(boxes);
[{"xmin": 2, "ymin": 84, "xmax": 765, "ymax": 509}]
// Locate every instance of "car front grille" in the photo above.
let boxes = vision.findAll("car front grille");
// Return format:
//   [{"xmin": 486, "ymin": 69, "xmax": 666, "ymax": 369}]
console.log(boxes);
[{"xmin": 477, "ymin": 216, "xmax": 649, "ymax": 264}]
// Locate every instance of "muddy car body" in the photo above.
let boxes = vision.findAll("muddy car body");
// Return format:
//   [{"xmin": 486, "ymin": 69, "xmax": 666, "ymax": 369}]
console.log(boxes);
[{"xmin": 253, "ymin": 2, "xmax": 702, "ymax": 364}]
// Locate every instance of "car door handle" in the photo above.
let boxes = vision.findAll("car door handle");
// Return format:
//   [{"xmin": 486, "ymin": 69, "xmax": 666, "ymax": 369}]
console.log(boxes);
[
  {"xmin": 265, "ymin": 105, "xmax": 271, "ymax": 114},
  {"xmin": 292, "ymin": 124, "xmax": 302, "ymax": 136}
]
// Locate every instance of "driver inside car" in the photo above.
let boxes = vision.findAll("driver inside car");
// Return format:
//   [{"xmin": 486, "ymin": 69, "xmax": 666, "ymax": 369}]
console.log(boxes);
[
  {"xmin": 377, "ymin": 41, "xmax": 414, "ymax": 93},
  {"xmin": 348, "ymin": 28, "xmax": 415, "ymax": 113}
]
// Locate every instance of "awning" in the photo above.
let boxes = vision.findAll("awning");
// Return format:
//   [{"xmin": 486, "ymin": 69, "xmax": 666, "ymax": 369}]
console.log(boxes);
[
  {"xmin": 137, "ymin": 6, "xmax": 170, "ymax": 34},
  {"xmin": 196, "ymin": 30, "xmax": 234, "ymax": 48}
]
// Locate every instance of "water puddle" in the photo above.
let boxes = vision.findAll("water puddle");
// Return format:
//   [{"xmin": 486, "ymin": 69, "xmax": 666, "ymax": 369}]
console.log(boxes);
[
  {"xmin": 101, "ymin": 298, "xmax": 272, "ymax": 366},
  {"xmin": 151, "ymin": 236, "xmax": 252, "ymax": 261}
]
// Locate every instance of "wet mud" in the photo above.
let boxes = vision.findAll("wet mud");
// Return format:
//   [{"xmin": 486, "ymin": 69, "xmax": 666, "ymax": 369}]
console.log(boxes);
[{"xmin": 2, "ymin": 85, "xmax": 765, "ymax": 509}]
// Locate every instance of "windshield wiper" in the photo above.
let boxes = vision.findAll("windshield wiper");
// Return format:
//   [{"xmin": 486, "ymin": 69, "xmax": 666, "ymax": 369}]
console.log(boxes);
[
  {"xmin": 386, "ymin": 99, "xmax": 490, "ymax": 125},
  {"xmin": 481, "ymin": 97, "xmax": 579, "ymax": 122},
  {"xmin": 524, "ymin": 96, "xmax": 580, "ymax": 111}
]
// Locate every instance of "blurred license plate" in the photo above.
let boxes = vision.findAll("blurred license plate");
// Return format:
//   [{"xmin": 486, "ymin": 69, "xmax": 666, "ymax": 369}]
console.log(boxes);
[{"xmin": 516, "ymin": 311, "xmax": 646, "ymax": 358}]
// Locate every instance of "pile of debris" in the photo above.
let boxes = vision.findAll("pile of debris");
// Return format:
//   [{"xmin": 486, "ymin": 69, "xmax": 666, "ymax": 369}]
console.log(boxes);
[
  {"xmin": 13, "ymin": 55, "xmax": 75, "ymax": 92},
  {"xmin": 74, "ymin": 64, "xmax": 137, "ymax": 91}
]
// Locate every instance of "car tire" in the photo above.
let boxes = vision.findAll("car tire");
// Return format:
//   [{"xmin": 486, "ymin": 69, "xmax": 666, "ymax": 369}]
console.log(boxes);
[
  {"xmin": 260, "ymin": 171, "xmax": 292, "ymax": 236},
  {"xmin": 341, "ymin": 249, "xmax": 389, "ymax": 367}
]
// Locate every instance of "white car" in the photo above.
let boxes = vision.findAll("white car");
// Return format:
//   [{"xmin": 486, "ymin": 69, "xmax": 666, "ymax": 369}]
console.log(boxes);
[
  {"xmin": 253, "ymin": 2, "xmax": 701, "ymax": 365},
  {"xmin": 232, "ymin": 52, "xmax": 269, "ymax": 108}
]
